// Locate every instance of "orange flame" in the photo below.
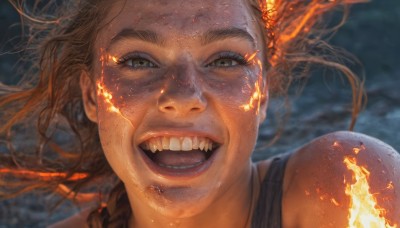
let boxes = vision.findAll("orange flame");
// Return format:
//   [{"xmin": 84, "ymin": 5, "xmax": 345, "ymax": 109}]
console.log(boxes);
[
  {"xmin": 96, "ymin": 79, "xmax": 122, "ymax": 115},
  {"xmin": 97, "ymin": 49, "xmax": 123, "ymax": 114},
  {"xmin": 97, "ymin": 49, "xmax": 135, "ymax": 128},
  {"xmin": 240, "ymin": 53, "xmax": 265, "ymax": 114},
  {"xmin": 0, "ymin": 168, "xmax": 88, "ymax": 181},
  {"xmin": 259, "ymin": 0, "xmax": 277, "ymax": 29},
  {"xmin": 266, "ymin": 0, "xmax": 275, "ymax": 10},
  {"xmin": 344, "ymin": 156, "xmax": 397, "ymax": 228}
]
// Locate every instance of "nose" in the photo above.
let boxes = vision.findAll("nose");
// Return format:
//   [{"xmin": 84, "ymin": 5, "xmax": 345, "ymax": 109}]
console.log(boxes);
[{"xmin": 158, "ymin": 66, "xmax": 207, "ymax": 116}]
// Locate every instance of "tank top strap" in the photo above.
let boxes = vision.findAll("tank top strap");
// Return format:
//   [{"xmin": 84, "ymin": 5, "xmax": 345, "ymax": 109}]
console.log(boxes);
[{"xmin": 251, "ymin": 153, "xmax": 291, "ymax": 228}]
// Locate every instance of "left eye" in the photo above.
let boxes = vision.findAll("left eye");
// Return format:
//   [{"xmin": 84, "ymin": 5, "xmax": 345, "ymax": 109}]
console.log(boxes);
[
  {"xmin": 210, "ymin": 59, "xmax": 239, "ymax": 67},
  {"xmin": 206, "ymin": 52, "xmax": 248, "ymax": 68},
  {"xmin": 116, "ymin": 53, "xmax": 158, "ymax": 70},
  {"xmin": 123, "ymin": 58, "xmax": 156, "ymax": 68}
]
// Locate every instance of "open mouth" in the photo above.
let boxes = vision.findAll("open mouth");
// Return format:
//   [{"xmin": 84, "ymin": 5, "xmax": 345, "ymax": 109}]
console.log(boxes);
[{"xmin": 139, "ymin": 136, "xmax": 220, "ymax": 173}]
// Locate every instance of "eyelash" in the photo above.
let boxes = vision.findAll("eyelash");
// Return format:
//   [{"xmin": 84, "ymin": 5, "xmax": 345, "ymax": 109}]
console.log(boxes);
[
  {"xmin": 116, "ymin": 53, "xmax": 158, "ymax": 69},
  {"xmin": 206, "ymin": 52, "xmax": 249, "ymax": 68},
  {"xmin": 115, "ymin": 52, "xmax": 249, "ymax": 70}
]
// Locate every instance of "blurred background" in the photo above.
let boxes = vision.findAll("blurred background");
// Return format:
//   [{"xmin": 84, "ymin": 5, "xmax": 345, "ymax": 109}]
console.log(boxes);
[{"xmin": 1, "ymin": 0, "xmax": 399, "ymax": 227}]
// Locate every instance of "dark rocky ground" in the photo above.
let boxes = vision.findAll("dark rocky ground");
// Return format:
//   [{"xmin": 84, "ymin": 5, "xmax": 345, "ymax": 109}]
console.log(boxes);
[{"xmin": 0, "ymin": 0, "xmax": 399, "ymax": 227}]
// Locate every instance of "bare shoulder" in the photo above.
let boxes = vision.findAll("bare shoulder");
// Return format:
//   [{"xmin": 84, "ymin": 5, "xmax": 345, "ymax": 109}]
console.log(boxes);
[
  {"xmin": 48, "ymin": 208, "xmax": 92, "ymax": 228},
  {"xmin": 282, "ymin": 131, "xmax": 400, "ymax": 227}
]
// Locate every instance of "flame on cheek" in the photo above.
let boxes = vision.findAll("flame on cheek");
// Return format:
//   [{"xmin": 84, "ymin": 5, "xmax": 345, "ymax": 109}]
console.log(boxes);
[
  {"xmin": 97, "ymin": 50, "xmax": 135, "ymax": 128},
  {"xmin": 96, "ymin": 79, "xmax": 122, "ymax": 115},
  {"xmin": 97, "ymin": 49, "xmax": 124, "ymax": 115},
  {"xmin": 240, "ymin": 53, "xmax": 266, "ymax": 114}
]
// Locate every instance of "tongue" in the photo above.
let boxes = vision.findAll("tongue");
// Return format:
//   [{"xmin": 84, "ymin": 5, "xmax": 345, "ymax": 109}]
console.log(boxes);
[{"xmin": 152, "ymin": 150, "xmax": 206, "ymax": 167}]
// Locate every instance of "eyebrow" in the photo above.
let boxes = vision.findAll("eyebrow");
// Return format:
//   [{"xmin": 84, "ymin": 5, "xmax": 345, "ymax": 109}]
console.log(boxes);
[
  {"xmin": 110, "ymin": 29, "xmax": 165, "ymax": 47},
  {"xmin": 109, "ymin": 27, "xmax": 256, "ymax": 48},
  {"xmin": 201, "ymin": 28, "xmax": 256, "ymax": 48}
]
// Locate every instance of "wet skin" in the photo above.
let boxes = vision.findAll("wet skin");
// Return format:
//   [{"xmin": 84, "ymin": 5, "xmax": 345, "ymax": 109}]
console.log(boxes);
[
  {"xmin": 81, "ymin": 0, "xmax": 268, "ymax": 227},
  {"xmin": 78, "ymin": 0, "xmax": 400, "ymax": 227}
]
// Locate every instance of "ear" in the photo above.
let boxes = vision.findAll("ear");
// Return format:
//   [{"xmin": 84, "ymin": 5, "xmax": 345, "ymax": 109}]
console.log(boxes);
[{"xmin": 80, "ymin": 70, "xmax": 98, "ymax": 123}]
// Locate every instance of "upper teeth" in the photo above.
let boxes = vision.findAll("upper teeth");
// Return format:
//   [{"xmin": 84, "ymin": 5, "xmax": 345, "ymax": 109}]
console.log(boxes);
[{"xmin": 141, "ymin": 136, "xmax": 214, "ymax": 153}]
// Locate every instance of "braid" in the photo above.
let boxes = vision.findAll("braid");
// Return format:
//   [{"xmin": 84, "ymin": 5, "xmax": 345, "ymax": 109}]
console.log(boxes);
[{"xmin": 87, "ymin": 182, "xmax": 132, "ymax": 228}]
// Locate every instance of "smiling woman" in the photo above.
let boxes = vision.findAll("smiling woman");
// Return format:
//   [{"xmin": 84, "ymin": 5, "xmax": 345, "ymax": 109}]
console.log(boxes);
[{"xmin": 1, "ymin": 0, "xmax": 399, "ymax": 227}]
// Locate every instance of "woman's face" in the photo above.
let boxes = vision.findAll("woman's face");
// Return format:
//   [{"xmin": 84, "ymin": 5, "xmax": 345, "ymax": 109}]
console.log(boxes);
[{"xmin": 81, "ymin": 0, "xmax": 267, "ymax": 218}]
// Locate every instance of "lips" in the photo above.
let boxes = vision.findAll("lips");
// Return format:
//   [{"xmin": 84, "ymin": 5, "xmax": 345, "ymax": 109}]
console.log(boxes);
[{"xmin": 139, "ymin": 135, "xmax": 220, "ymax": 174}]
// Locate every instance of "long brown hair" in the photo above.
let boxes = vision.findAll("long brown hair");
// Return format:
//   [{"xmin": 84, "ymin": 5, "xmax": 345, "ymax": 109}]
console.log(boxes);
[{"xmin": 0, "ymin": 0, "xmax": 366, "ymax": 226}]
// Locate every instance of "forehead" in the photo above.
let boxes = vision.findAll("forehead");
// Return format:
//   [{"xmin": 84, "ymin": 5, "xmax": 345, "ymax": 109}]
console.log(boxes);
[{"xmin": 98, "ymin": 0, "xmax": 261, "ymax": 47}]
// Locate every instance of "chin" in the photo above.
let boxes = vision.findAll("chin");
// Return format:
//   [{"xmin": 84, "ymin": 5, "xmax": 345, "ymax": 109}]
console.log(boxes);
[{"xmin": 143, "ymin": 184, "xmax": 217, "ymax": 218}]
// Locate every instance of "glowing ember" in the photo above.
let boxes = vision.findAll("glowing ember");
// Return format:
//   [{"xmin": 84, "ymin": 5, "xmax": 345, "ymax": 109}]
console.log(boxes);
[
  {"xmin": 344, "ymin": 157, "xmax": 396, "ymax": 228},
  {"xmin": 387, "ymin": 182, "xmax": 394, "ymax": 190},
  {"xmin": 0, "ymin": 168, "xmax": 88, "ymax": 181},
  {"xmin": 331, "ymin": 198, "xmax": 340, "ymax": 207}
]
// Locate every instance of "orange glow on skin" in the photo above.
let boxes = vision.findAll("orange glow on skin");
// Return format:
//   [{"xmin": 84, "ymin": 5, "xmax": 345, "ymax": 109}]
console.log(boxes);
[
  {"xmin": 0, "ymin": 168, "xmax": 88, "ymax": 181},
  {"xmin": 98, "ymin": 50, "xmax": 135, "ymax": 128},
  {"xmin": 240, "ymin": 52, "xmax": 265, "ymax": 114},
  {"xmin": 96, "ymin": 79, "xmax": 123, "ymax": 115},
  {"xmin": 98, "ymin": 49, "xmax": 123, "ymax": 115}
]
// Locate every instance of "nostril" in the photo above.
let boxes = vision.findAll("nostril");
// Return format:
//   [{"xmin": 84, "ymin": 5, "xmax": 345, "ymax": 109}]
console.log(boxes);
[
  {"xmin": 191, "ymin": 107, "xmax": 201, "ymax": 112},
  {"xmin": 164, "ymin": 106, "xmax": 175, "ymax": 111}
]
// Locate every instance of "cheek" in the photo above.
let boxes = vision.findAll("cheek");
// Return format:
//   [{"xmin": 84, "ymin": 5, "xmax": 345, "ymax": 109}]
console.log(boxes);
[
  {"xmin": 206, "ymin": 68, "xmax": 264, "ymax": 129},
  {"xmin": 206, "ymin": 72, "xmax": 258, "ymax": 106},
  {"xmin": 102, "ymin": 67, "xmax": 164, "ymax": 108},
  {"xmin": 96, "ymin": 101, "xmax": 137, "ymax": 177}
]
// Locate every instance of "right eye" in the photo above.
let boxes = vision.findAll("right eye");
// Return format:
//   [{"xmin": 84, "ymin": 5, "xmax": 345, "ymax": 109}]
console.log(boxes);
[{"xmin": 117, "ymin": 54, "xmax": 158, "ymax": 69}]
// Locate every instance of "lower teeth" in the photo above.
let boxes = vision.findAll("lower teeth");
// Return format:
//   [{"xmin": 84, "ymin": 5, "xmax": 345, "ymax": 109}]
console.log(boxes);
[{"xmin": 158, "ymin": 161, "xmax": 204, "ymax": 169}]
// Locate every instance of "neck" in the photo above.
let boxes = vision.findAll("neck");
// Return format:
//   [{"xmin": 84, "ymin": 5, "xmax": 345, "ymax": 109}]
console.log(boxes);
[{"xmin": 127, "ymin": 163, "xmax": 258, "ymax": 228}]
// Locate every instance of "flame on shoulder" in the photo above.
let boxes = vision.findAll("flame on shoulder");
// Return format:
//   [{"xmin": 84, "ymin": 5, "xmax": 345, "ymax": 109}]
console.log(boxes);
[{"xmin": 344, "ymin": 156, "xmax": 397, "ymax": 228}]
